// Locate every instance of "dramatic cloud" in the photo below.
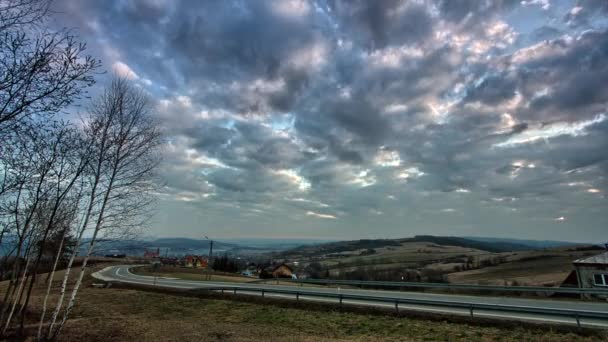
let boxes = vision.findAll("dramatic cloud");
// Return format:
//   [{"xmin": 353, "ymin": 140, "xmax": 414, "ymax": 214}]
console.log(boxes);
[{"xmin": 52, "ymin": 0, "xmax": 608, "ymax": 241}]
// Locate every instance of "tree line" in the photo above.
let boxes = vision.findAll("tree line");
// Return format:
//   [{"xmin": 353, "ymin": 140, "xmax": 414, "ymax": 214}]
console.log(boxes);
[{"xmin": 0, "ymin": 1, "xmax": 162, "ymax": 339}]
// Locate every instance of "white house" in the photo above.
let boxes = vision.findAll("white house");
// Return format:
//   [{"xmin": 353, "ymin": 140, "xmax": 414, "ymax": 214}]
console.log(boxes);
[{"xmin": 573, "ymin": 249, "xmax": 608, "ymax": 289}]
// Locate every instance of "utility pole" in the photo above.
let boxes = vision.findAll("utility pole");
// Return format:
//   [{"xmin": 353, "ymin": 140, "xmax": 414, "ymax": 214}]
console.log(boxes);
[
  {"xmin": 204, "ymin": 236, "xmax": 213, "ymax": 280},
  {"xmin": 208, "ymin": 240, "xmax": 213, "ymax": 280},
  {"xmin": 209, "ymin": 240, "xmax": 214, "ymax": 264}
]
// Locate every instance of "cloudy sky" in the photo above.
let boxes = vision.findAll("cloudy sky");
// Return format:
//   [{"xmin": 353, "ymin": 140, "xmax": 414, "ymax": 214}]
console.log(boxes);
[{"xmin": 51, "ymin": 0, "xmax": 608, "ymax": 242}]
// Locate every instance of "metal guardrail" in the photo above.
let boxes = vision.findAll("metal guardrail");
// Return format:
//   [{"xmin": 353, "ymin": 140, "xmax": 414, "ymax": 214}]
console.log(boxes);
[
  {"xmin": 264, "ymin": 278, "xmax": 608, "ymax": 296},
  {"xmin": 97, "ymin": 266, "xmax": 608, "ymax": 328},
  {"xmin": 199, "ymin": 285, "xmax": 608, "ymax": 328}
]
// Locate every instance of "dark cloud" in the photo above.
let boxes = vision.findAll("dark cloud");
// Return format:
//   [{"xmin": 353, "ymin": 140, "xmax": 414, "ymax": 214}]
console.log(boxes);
[
  {"xmin": 464, "ymin": 74, "xmax": 517, "ymax": 105},
  {"xmin": 328, "ymin": 0, "xmax": 434, "ymax": 49},
  {"xmin": 530, "ymin": 26, "xmax": 563, "ymax": 41},
  {"xmin": 50, "ymin": 0, "xmax": 608, "ymax": 241},
  {"xmin": 564, "ymin": 0, "xmax": 608, "ymax": 27},
  {"xmin": 437, "ymin": 0, "xmax": 519, "ymax": 24}
]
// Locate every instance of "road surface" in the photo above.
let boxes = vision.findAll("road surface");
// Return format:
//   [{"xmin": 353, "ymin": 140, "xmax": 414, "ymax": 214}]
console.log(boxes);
[{"xmin": 93, "ymin": 265, "xmax": 608, "ymax": 328}]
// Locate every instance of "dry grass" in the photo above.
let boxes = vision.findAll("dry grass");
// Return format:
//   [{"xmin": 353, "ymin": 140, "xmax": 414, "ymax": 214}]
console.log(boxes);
[
  {"xmin": 4, "ymin": 270, "xmax": 604, "ymax": 341},
  {"xmin": 446, "ymin": 254, "xmax": 584, "ymax": 286},
  {"xmin": 50, "ymin": 286, "xmax": 606, "ymax": 342},
  {"xmin": 132, "ymin": 266, "xmax": 255, "ymax": 283},
  {"xmin": 3, "ymin": 262, "xmax": 607, "ymax": 341}
]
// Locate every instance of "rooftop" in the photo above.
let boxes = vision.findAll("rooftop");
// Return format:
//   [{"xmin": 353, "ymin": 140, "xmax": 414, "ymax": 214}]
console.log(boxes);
[{"xmin": 574, "ymin": 251, "xmax": 608, "ymax": 265}]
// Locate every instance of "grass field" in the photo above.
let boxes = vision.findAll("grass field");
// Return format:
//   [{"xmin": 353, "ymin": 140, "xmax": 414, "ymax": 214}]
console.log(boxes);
[
  {"xmin": 447, "ymin": 254, "xmax": 575, "ymax": 286},
  {"xmin": 284, "ymin": 240, "xmax": 601, "ymax": 287},
  {"xmin": 2, "ymin": 266, "xmax": 606, "ymax": 341},
  {"xmin": 131, "ymin": 265, "xmax": 256, "ymax": 283},
  {"xmin": 53, "ymin": 287, "xmax": 608, "ymax": 341}
]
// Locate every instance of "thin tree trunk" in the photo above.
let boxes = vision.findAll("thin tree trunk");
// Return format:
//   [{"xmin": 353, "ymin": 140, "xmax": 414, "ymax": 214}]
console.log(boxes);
[
  {"xmin": 51, "ymin": 166, "xmax": 118, "ymax": 340},
  {"xmin": 49, "ymin": 232, "xmax": 99, "ymax": 341},
  {"xmin": 19, "ymin": 226, "xmax": 54, "ymax": 333},
  {"xmin": 45, "ymin": 226, "xmax": 84, "ymax": 337},
  {"xmin": 47, "ymin": 180, "xmax": 101, "ymax": 337},
  {"xmin": 2, "ymin": 256, "xmax": 30, "ymax": 335},
  {"xmin": 37, "ymin": 232, "xmax": 65, "ymax": 340},
  {"xmin": 1, "ymin": 235, "xmax": 25, "ymax": 324}
]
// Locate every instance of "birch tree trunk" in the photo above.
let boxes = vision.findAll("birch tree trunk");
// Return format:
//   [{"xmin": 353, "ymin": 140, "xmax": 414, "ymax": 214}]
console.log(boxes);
[
  {"xmin": 36, "ymin": 232, "xmax": 65, "ymax": 340},
  {"xmin": 2, "ymin": 256, "xmax": 30, "ymax": 335}
]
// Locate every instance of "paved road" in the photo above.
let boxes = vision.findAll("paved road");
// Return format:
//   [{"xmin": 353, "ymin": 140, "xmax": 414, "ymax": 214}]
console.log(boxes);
[{"xmin": 94, "ymin": 265, "xmax": 608, "ymax": 328}]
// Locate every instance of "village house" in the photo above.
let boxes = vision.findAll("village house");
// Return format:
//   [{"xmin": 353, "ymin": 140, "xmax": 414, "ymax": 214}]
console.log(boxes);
[
  {"xmin": 260, "ymin": 263, "xmax": 296, "ymax": 279},
  {"xmin": 184, "ymin": 255, "xmax": 208, "ymax": 268},
  {"xmin": 572, "ymin": 247, "xmax": 608, "ymax": 289}
]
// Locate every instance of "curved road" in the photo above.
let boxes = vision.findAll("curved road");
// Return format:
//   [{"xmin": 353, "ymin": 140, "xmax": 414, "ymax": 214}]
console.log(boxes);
[{"xmin": 93, "ymin": 265, "xmax": 608, "ymax": 328}]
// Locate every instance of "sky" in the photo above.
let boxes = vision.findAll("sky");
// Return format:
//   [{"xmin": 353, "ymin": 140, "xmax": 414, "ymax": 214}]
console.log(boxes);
[{"xmin": 50, "ymin": 0, "xmax": 608, "ymax": 242}]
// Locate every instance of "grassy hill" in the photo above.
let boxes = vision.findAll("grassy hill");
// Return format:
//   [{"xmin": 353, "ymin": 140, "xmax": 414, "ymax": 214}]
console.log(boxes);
[
  {"xmin": 268, "ymin": 235, "xmax": 602, "ymax": 286},
  {"xmin": 275, "ymin": 235, "xmax": 532, "ymax": 260},
  {"xmin": 405, "ymin": 235, "xmax": 532, "ymax": 253}
]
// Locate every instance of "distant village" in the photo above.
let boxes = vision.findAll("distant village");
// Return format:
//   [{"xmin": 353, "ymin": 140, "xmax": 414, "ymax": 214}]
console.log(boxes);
[{"xmin": 109, "ymin": 248, "xmax": 298, "ymax": 279}]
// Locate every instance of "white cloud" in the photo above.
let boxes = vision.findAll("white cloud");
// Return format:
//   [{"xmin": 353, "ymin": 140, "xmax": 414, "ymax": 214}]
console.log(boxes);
[
  {"xmin": 397, "ymin": 167, "xmax": 425, "ymax": 181},
  {"xmin": 288, "ymin": 41, "xmax": 328, "ymax": 71},
  {"xmin": 306, "ymin": 211, "xmax": 337, "ymax": 219},
  {"xmin": 511, "ymin": 35, "xmax": 574, "ymax": 65},
  {"xmin": 186, "ymin": 148, "xmax": 230, "ymax": 170},
  {"xmin": 521, "ymin": 0, "xmax": 551, "ymax": 10},
  {"xmin": 349, "ymin": 169, "xmax": 376, "ymax": 187},
  {"xmin": 286, "ymin": 197, "xmax": 329, "ymax": 208},
  {"xmin": 112, "ymin": 61, "xmax": 139, "ymax": 79},
  {"xmin": 177, "ymin": 95, "xmax": 192, "ymax": 107},
  {"xmin": 494, "ymin": 114, "xmax": 606, "ymax": 148},
  {"xmin": 273, "ymin": 169, "xmax": 311, "ymax": 191},
  {"xmin": 368, "ymin": 45, "xmax": 424, "ymax": 68},
  {"xmin": 271, "ymin": 0, "xmax": 310, "ymax": 18},
  {"xmin": 570, "ymin": 6, "xmax": 583, "ymax": 16},
  {"xmin": 384, "ymin": 103, "xmax": 408, "ymax": 113},
  {"xmin": 374, "ymin": 149, "xmax": 401, "ymax": 167}
]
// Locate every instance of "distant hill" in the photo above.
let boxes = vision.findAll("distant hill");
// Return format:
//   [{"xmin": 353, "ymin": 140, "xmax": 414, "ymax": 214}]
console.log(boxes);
[
  {"xmin": 405, "ymin": 235, "xmax": 533, "ymax": 253},
  {"xmin": 5, "ymin": 234, "xmax": 593, "ymax": 260},
  {"xmin": 87, "ymin": 237, "xmax": 322, "ymax": 257},
  {"xmin": 275, "ymin": 239, "xmax": 403, "ymax": 258},
  {"xmin": 87, "ymin": 238, "xmax": 248, "ymax": 257},
  {"xmin": 462, "ymin": 236, "xmax": 586, "ymax": 250},
  {"xmin": 273, "ymin": 235, "xmax": 543, "ymax": 259}
]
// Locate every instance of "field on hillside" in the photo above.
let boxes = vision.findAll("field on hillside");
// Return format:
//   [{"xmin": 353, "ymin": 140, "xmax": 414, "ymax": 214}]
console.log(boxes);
[
  {"xmin": 276, "ymin": 239, "xmax": 604, "ymax": 286},
  {"xmin": 2, "ymin": 271, "xmax": 606, "ymax": 341},
  {"xmin": 446, "ymin": 252, "xmax": 581, "ymax": 286}
]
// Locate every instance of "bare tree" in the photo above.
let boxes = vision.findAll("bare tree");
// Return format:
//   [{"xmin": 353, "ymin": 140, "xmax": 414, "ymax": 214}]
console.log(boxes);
[
  {"xmin": 46, "ymin": 78, "xmax": 162, "ymax": 340},
  {"xmin": 0, "ymin": 0, "xmax": 99, "ymax": 135},
  {"xmin": 0, "ymin": 0, "xmax": 51, "ymax": 32},
  {"xmin": 0, "ymin": 121, "xmax": 89, "ymax": 335},
  {"xmin": 0, "ymin": 0, "xmax": 98, "ymax": 334}
]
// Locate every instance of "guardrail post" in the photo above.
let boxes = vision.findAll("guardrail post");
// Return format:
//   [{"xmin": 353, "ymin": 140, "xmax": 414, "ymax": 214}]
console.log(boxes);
[
  {"xmin": 339, "ymin": 294, "xmax": 343, "ymax": 308},
  {"xmin": 395, "ymin": 301, "xmax": 399, "ymax": 313},
  {"xmin": 469, "ymin": 305, "xmax": 474, "ymax": 318},
  {"xmin": 262, "ymin": 289, "xmax": 265, "ymax": 298},
  {"xmin": 233, "ymin": 288, "xmax": 237, "ymax": 295},
  {"xmin": 296, "ymin": 292, "xmax": 300, "ymax": 301},
  {"xmin": 575, "ymin": 314, "xmax": 580, "ymax": 328},
  {"xmin": 221, "ymin": 289, "xmax": 224, "ymax": 294}
]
